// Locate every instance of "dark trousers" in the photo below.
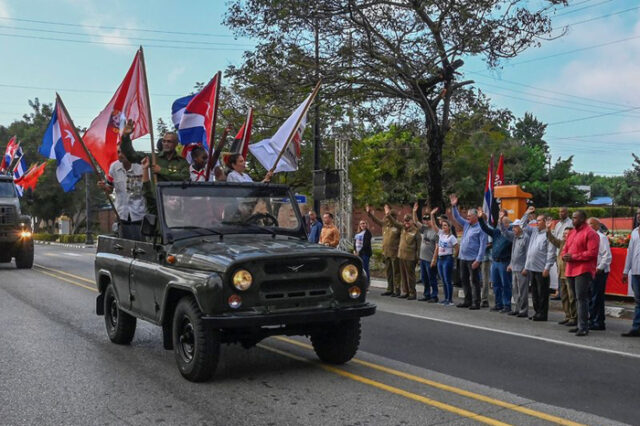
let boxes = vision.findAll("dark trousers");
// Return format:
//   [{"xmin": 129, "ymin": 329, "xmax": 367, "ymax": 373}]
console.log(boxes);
[
  {"xmin": 530, "ymin": 271, "xmax": 550, "ymax": 320},
  {"xmin": 589, "ymin": 271, "xmax": 608, "ymax": 328},
  {"xmin": 119, "ymin": 220, "xmax": 142, "ymax": 241},
  {"xmin": 460, "ymin": 260, "xmax": 481, "ymax": 307},
  {"xmin": 568, "ymin": 273, "xmax": 592, "ymax": 332},
  {"xmin": 420, "ymin": 259, "xmax": 438, "ymax": 299}
]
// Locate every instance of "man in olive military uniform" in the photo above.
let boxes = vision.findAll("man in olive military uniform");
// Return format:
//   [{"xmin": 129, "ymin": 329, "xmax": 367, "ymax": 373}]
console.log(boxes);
[
  {"xmin": 366, "ymin": 204, "xmax": 402, "ymax": 296},
  {"xmin": 390, "ymin": 214, "xmax": 421, "ymax": 300},
  {"xmin": 119, "ymin": 119, "xmax": 189, "ymax": 182}
]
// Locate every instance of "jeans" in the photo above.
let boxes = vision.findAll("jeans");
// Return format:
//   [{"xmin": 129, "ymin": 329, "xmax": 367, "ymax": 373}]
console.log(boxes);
[
  {"xmin": 460, "ymin": 259, "xmax": 481, "ymax": 307},
  {"xmin": 119, "ymin": 220, "xmax": 142, "ymax": 241},
  {"xmin": 589, "ymin": 271, "xmax": 608, "ymax": 328},
  {"xmin": 360, "ymin": 254, "xmax": 371, "ymax": 289},
  {"xmin": 568, "ymin": 273, "xmax": 592, "ymax": 332},
  {"xmin": 530, "ymin": 271, "xmax": 550, "ymax": 320},
  {"xmin": 438, "ymin": 255, "xmax": 454, "ymax": 302},
  {"xmin": 420, "ymin": 259, "xmax": 438, "ymax": 299},
  {"xmin": 631, "ymin": 275, "xmax": 640, "ymax": 331},
  {"xmin": 491, "ymin": 261, "xmax": 512, "ymax": 310}
]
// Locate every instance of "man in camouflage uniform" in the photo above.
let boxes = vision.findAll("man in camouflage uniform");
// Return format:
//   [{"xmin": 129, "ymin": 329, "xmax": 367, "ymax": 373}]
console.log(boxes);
[
  {"xmin": 120, "ymin": 119, "xmax": 189, "ymax": 182},
  {"xmin": 366, "ymin": 204, "xmax": 402, "ymax": 296}
]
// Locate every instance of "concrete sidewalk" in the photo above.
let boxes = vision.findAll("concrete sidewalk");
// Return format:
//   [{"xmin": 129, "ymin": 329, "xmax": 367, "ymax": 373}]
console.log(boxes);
[{"xmin": 369, "ymin": 277, "xmax": 635, "ymax": 320}]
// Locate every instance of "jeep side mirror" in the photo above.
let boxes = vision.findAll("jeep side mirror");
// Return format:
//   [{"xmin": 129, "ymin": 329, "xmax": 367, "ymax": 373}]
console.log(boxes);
[{"xmin": 141, "ymin": 214, "xmax": 157, "ymax": 237}]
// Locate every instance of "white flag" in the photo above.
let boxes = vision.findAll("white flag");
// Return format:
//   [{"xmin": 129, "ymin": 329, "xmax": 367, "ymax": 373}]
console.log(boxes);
[{"xmin": 249, "ymin": 93, "xmax": 311, "ymax": 173}]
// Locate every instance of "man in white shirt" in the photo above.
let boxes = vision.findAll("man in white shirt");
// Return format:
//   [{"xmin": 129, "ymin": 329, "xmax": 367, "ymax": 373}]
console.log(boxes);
[
  {"xmin": 622, "ymin": 226, "xmax": 640, "ymax": 337},
  {"xmin": 98, "ymin": 146, "xmax": 146, "ymax": 240},
  {"xmin": 587, "ymin": 218, "xmax": 612, "ymax": 331}
]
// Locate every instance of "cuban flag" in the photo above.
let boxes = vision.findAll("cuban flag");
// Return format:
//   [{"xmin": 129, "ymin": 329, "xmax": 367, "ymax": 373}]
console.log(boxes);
[
  {"xmin": 483, "ymin": 155, "xmax": 497, "ymax": 226},
  {"xmin": 171, "ymin": 73, "xmax": 220, "ymax": 163},
  {"xmin": 1, "ymin": 136, "xmax": 18, "ymax": 173},
  {"xmin": 39, "ymin": 96, "xmax": 93, "ymax": 192},
  {"xmin": 12, "ymin": 147, "xmax": 28, "ymax": 196}
]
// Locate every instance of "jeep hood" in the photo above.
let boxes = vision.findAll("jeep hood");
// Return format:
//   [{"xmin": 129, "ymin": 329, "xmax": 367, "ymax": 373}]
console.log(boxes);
[{"xmin": 171, "ymin": 236, "xmax": 339, "ymax": 272}]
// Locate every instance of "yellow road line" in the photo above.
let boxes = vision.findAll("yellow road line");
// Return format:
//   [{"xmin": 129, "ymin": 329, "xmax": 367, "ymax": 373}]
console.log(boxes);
[
  {"xmin": 35, "ymin": 269, "xmax": 98, "ymax": 293},
  {"xmin": 259, "ymin": 344, "xmax": 510, "ymax": 426},
  {"xmin": 34, "ymin": 264, "xmax": 96, "ymax": 285},
  {"xmin": 275, "ymin": 336, "xmax": 583, "ymax": 426}
]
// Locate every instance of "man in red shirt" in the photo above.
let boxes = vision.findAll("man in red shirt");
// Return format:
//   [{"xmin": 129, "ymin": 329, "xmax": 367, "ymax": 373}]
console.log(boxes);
[{"xmin": 561, "ymin": 210, "xmax": 599, "ymax": 336}]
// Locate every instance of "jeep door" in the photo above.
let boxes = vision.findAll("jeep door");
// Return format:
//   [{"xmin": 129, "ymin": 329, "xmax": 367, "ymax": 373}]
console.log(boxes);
[
  {"xmin": 97, "ymin": 237, "xmax": 136, "ymax": 310},
  {"xmin": 129, "ymin": 240, "xmax": 166, "ymax": 322}
]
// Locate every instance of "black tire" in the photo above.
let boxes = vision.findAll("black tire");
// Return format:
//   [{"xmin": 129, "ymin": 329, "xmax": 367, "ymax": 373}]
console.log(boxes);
[
  {"xmin": 104, "ymin": 284, "xmax": 136, "ymax": 344},
  {"xmin": 172, "ymin": 296, "xmax": 219, "ymax": 382},
  {"xmin": 310, "ymin": 319, "xmax": 361, "ymax": 364},
  {"xmin": 0, "ymin": 253, "xmax": 11, "ymax": 263},
  {"xmin": 14, "ymin": 240, "xmax": 34, "ymax": 269}
]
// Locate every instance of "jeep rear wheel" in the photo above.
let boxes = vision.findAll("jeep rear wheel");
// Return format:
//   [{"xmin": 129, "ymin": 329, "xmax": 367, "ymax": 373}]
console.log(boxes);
[
  {"xmin": 172, "ymin": 296, "xmax": 219, "ymax": 382},
  {"xmin": 310, "ymin": 319, "xmax": 361, "ymax": 364},
  {"xmin": 104, "ymin": 284, "xmax": 136, "ymax": 344},
  {"xmin": 14, "ymin": 240, "xmax": 34, "ymax": 269}
]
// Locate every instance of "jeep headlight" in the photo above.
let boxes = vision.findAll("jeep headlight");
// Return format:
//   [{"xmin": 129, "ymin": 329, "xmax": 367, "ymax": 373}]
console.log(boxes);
[
  {"xmin": 232, "ymin": 269, "xmax": 253, "ymax": 291},
  {"xmin": 20, "ymin": 230, "xmax": 32, "ymax": 238},
  {"xmin": 340, "ymin": 264, "xmax": 359, "ymax": 284}
]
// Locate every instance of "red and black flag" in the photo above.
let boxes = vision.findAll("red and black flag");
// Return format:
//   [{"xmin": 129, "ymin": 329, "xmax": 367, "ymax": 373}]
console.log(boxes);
[{"xmin": 230, "ymin": 107, "xmax": 253, "ymax": 158}]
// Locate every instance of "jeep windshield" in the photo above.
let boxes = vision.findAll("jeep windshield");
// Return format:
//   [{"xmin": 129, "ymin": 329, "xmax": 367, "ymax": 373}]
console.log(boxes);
[
  {"xmin": 159, "ymin": 184, "xmax": 305, "ymax": 241},
  {"xmin": 0, "ymin": 181, "xmax": 17, "ymax": 198}
]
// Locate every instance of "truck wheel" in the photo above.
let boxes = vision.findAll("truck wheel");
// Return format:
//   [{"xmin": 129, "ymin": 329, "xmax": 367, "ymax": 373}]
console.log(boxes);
[
  {"xmin": 310, "ymin": 319, "xmax": 361, "ymax": 364},
  {"xmin": 104, "ymin": 284, "xmax": 136, "ymax": 344},
  {"xmin": 172, "ymin": 296, "xmax": 219, "ymax": 382},
  {"xmin": 14, "ymin": 240, "xmax": 34, "ymax": 269},
  {"xmin": 0, "ymin": 253, "xmax": 11, "ymax": 263}
]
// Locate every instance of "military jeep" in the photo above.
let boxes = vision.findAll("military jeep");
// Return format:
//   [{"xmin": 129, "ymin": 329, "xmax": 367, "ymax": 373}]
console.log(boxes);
[
  {"xmin": 0, "ymin": 175, "xmax": 34, "ymax": 268},
  {"xmin": 94, "ymin": 182, "xmax": 375, "ymax": 382}
]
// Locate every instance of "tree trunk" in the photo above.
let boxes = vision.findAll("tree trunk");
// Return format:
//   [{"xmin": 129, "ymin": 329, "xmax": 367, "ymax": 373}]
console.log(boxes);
[{"xmin": 426, "ymin": 120, "xmax": 445, "ymax": 211}]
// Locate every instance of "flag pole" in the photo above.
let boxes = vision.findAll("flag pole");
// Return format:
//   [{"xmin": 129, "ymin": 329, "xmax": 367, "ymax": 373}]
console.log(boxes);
[
  {"xmin": 56, "ymin": 93, "xmax": 121, "ymax": 221},
  {"xmin": 269, "ymin": 80, "xmax": 321, "ymax": 174},
  {"xmin": 11, "ymin": 153, "xmax": 24, "ymax": 173},
  {"xmin": 242, "ymin": 107, "xmax": 253, "ymax": 151},
  {"xmin": 6, "ymin": 140, "xmax": 21, "ymax": 173},
  {"xmin": 205, "ymin": 71, "xmax": 222, "ymax": 181},
  {"xmin": 138, "ymin": 46, "xmax": 157, "ymax": 185}
]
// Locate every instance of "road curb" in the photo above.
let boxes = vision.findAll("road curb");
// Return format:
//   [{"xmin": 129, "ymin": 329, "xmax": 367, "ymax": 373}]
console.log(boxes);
[{"xmin": 35, "ymin": 240, "xmax": 95, "ymax": 249}]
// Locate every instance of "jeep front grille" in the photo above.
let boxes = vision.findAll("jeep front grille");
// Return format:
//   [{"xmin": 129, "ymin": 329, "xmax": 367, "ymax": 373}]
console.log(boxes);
[
  {"xmin": 0, "ymin": 205, "xmax": 16, "ymax": 225},
  {"xmin": 262, "ymin": 258, "xmax": 327, "ymax": 275}
]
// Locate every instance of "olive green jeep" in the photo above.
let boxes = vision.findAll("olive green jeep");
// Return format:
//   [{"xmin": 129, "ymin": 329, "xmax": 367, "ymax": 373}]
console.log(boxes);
[{"xmin": 94, "ymin": 181, "xmax": 375, "ymax": 382}]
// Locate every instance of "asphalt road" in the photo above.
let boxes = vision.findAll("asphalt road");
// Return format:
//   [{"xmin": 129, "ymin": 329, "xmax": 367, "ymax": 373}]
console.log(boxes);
[{"xmin": 1, "ymin": 243, "xmax": 638, "ymax": 425}]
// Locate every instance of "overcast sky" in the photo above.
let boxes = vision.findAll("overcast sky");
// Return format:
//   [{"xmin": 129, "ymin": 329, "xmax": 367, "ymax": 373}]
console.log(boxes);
[{"xmin": 0, "ymin": 0, "xmax": 637, "ymax": 176}]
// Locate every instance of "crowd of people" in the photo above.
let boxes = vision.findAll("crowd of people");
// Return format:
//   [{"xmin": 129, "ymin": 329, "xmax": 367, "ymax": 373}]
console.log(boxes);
[{"xmin": 365, "ymin": 196, "xmax": 640, "ymax": 338}]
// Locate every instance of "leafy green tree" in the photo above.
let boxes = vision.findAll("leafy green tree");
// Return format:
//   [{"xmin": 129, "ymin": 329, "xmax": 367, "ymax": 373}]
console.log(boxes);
[{"xmin": 225, "ymin": 0, "xmax": 567, "ymax": 208}]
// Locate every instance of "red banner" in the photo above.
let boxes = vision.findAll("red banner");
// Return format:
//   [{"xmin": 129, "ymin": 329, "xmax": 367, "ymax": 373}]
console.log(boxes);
[{"xmin": 606, "ymin": 247, "xmax": 632, "ymax": 297}]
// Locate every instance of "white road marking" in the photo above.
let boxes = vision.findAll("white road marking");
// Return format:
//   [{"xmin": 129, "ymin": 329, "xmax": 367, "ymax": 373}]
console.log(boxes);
[
  {"xmin": 380, "ymin": 308, "xmax": 640, "ymax": 360},
  {"xmin": 63, "ymin": 252, "xmax": 82, "ymax": 257}
]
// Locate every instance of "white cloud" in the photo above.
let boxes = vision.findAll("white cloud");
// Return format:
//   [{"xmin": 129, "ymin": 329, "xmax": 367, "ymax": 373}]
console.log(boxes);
[
  {"xmin": 81, "ymin": 17, "xmax": 137, "ymax": 52},
  {"xmin": 0, "ymin": 0, "xmax": 11, "ymax": 19},
  {"xmin": 168, "ymin": 66, "xmax": 186, "ymax": 84}
]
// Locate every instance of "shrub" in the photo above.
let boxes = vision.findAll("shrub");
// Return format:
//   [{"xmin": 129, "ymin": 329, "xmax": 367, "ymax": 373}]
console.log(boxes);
[{"xmin": 33, "ymin": 233, "xmax": 58, "ymax": 242}]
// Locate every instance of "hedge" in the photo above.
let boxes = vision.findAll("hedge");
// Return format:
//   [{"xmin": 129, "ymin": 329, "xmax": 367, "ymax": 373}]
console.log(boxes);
[
  {"xmin": 537, "ymin": 206, "xmax": 636, "ymax": 219},
  {"xmin": 33, "ymin": 233, "xmax": 88, "ymax": 243}
]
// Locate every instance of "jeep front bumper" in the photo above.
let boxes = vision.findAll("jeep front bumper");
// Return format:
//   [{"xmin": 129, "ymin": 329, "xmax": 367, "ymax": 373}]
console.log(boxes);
[{"xmin": 201, "ymin": 303, "xmax": 376, "ymax": 328}]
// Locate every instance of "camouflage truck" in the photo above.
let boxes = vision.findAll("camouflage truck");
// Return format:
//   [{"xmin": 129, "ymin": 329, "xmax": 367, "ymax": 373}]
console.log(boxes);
[{"xmin": 0, "ymin": 175, "xmax": 33, "ymax": 269}]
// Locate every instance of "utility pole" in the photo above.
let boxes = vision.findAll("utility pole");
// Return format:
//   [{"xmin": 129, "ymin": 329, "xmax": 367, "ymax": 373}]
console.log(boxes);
[
  {"xmin": 85, "ymin": 174, "xmax": 93, "ymax": 245},
  {"xmin": 547, "ymin": 154, "xmax": 552, "ymax": 207},
  {"xmin": 313, "ymin": 13, "xmax": 322, "ymax": 217}
]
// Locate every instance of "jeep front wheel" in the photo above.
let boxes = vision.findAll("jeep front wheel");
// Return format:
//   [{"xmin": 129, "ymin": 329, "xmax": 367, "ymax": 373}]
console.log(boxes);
[
  {"xmin": 310, "ymin": 319, "xmax": 361, "ymax": 364},
  {"xmin": 104, "ymin": 284, "xmax": 136, "ymax": 344},
  {"xmin": 172, "ymin": 296, "xmax": 219, "ymax": 382},
  {"xmin": 14, "ymin": 239, "xmax": 34, "ymax": 269}
]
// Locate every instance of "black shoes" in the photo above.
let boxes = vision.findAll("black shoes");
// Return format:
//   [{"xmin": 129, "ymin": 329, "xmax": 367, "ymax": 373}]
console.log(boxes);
[
  {"xmin": 381, "ymin": 291, "xmax": 393, "ymax": 296},
  {"xmin": 469, "ymin": 305, "xmax": 480, "ymax": 310},
  {"xmin": 489, "ymin": 306, "xmax": 503, "ymax": 312},
  {"xmin": 589, "ymin": 325, "xmax": 606, "ymax": 331},
  {"xmin": 516, "ymin": 313, "xmax": 528, "ymax": 318},
  {"xmin": 568, "ymin": 328, "xmax": 579, "ymax": 333},
  {"xmin": 481, "ymin": 301, "xmax": 490, "ymax": 308},
  {"xmin": 564, "ymin": 321, "xmax": 577, "ymax": 327},
  {"xmin": 621, "ymin": 329, "xmax": 640, "ymax": 337},
  {"xmin": 418, "ymin": 296, "xmax": 430, "ymax": 301},
  {"xmin": 427, "ymin": 298, "xmax": 438, "ymax": 303},
  {"xmin": 390, "ymin": 293, "xmax": 401, "ymax": 297},
  {"xmin": 456, "ymin": 303, "xmax": 471, "ymax": 308},
  {"xmin": 532, "ymin": 316, "xmax": 547, "ymax": 322},
  {"xmin": 575, "ymin": 330, "xmax": 588, "ymax": 337},
  {"xmin": 507, "ymin": 311, "xmax": 518, "ymax": 316},
  {"xmin": 398, "ymin": 294, "xmax": 409, "ymax": 299}
]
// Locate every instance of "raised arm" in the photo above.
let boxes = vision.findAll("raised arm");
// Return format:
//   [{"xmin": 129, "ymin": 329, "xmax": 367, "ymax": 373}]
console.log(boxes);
[
  {"xmin": 546, "ymin": 228, "xmax": 562, "ymax": 248},
  {"xmin": 449, "ymin": 194, "xmax": 468, "ymax": 228},
  {"xmin": 412, "ymin": 202, "xmax": 424, "ymax": 231},
  {"xmin": 477, "ymin": 213, "xmax": 496, "ymax": 238},
  {"xmin": 430, "ymin": 207, "xmax": 441, "ymax": 231},
  {"xmin": 500, "ymin": 221, "xmax": 515, "ymax": 242},
  {"xmin": 119, "ymin": 119, "xmax": 146, "ymax": 164},
  {"xmin": 365, "ymin": 204, "xmax": 384, "ymax": 227}
]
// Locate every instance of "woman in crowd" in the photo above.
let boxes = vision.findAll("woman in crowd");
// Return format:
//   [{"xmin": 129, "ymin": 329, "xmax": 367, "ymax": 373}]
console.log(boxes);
[
  {"xmin": 354, "ymin": 219, "xmax": 373, "ymax": 288},
  {"xmin": 226, "ymin": 153, "xmax": 273, "ymax": 183},
  {"xmin": 431, "ymin": 207, "xmax": 459, "ymax": 305}
]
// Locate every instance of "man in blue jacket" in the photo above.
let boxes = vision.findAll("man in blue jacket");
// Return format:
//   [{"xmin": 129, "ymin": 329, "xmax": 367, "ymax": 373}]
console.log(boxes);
[
  {"xmin": 308, "ymin": 210, "xmax": 323, "ymax": 243},
  {"xmin": 478, "ymin": 209, "xmax": 513, "ymax": 313}
]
